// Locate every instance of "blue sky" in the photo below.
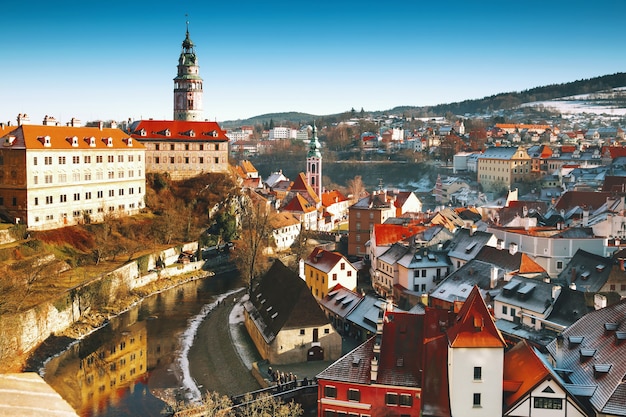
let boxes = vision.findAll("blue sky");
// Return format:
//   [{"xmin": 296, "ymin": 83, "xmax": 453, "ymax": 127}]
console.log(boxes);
[{"xmin": 2, "ymin": 0, "xmax": 625, "ymax": 125}]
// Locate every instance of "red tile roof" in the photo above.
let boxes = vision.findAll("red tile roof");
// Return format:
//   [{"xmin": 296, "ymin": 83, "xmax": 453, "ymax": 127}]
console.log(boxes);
[
  {"xmin": 321, "ymin": 190, "xmax": 348, "ymax": 207},
  {"xmin": 503, "ymin": 340, "xmax": 550, "ymax": 407},
  {"xmin": 288, "ymin": 172, "xmax": 320, "ymax": 203},
  {"xmin": 282, "ymin": 193, "xmax": 317, "ymax": 213},
  {"xmin": 373, "ymin": 223, "xmax": 427, "ymax": 246},
  {"xmin": 553, "ymin": 191, "xmax": 611, "ymax": 211},
  {"xmin": 447, "ymin": 286, "xmax": 506, "ymax": 348},
  {"xmin": 129, "ymin": 119, "xmax": 229, "ymax": 141},
  {"xmin": 306, "ymin": 247, "xmax": 347, "ymax": 273}
]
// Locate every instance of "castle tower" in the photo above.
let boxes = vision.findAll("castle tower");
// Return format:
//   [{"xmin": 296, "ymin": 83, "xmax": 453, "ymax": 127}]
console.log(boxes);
[
  {"xmin": 173, "ymin": 22, "xmax": 203, "ymax": 121},
  {"xmin": 306, "ymin": 123, "xmax": 322, "ymax": 197}
]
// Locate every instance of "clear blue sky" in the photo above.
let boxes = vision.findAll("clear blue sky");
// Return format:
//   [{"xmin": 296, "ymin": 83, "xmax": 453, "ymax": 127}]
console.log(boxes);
[{"xmin": 2, "ymin": 0, "xmax": 625, "ymax": 125}]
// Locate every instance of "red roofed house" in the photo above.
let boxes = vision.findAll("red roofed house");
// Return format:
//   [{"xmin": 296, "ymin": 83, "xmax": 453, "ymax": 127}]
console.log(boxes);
[
  {"xmin": 321, "ymin": 189, "xmax": 350, "ymax": 228},
  {"xmin": 0, "ymin": 122, "xmax": 146, "ymax": 230},
  {"xmin": 304, "ymin": 247, "xmax": 357, "ymax": 300},
  {"xmin": 281, "ymin": 172, "xmax": 321, "ymax": 230},
  {"xmin": 317, "ymin": 286, "xmax": 506, "ymax": 417},
  {"xmin": 503, "ymin": 340, "xmax": 588, "ymax": 417},
  {"xmin": 129, "ymin": 119, "xmax": 229, "ymax": 180}
]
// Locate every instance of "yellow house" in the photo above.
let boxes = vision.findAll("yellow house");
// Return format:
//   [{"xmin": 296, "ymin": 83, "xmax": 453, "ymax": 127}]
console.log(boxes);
[
  {"xmin": 304, "ymin": 247, "xmax": 358, "ymax": 300},
  {"xmin": 477, "ymin": 146, "xmax": 531, "ymax": 191}
]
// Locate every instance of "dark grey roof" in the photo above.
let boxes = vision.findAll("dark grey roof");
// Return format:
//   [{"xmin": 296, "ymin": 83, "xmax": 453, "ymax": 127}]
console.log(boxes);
[
  {"xmin": 556, "ymin": 249, "xmax": 614, "ymax": 293},
  {"xmin": 431, "ymin": 259, "xmax": 504, "ymax": 304},
  {"xmin": 546, "ymin": 286, "xmax": 590, "ymax": 328},
  {"xmin": 447, "ymin": 228, "xmax": 494, "ymax": 262},
  {"xmin": 546, "ymin": 299, "xmax": 626, "ymax": 416},
  {"xmin": 245, "ymin": 260, "xmax": 330, "ymax": 343},
  {"xmin": 495, "ymin": 276, "xmax": 555, "ymax": 315}
]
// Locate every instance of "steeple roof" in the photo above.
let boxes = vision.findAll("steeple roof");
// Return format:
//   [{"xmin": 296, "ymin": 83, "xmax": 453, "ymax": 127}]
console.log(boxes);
[{"xmin": 307, "ymin": 123, "xmax": 321, "ymax": 158}]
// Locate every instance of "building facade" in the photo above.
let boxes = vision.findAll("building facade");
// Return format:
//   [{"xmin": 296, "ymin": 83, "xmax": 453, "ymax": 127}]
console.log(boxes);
[
  {"xmin": 0, "ymin": 124, "xmax": 146, "ymax": 230},
  {"xmin": 129, "ymin": 120, "xmax": 229, "ymax": 180},
  {"xmin": 304, "ymin": 247, "xmax": 357, "ymax": 299},
  {"xmin": 477, "ymin": 146, "xmax": 532, "ymax": 191}
]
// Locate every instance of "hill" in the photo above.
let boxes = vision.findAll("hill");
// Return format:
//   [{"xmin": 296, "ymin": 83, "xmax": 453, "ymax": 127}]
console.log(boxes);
[{"xmin": 220, "ymin": 72, "xmax": 626, "ymax": 126}]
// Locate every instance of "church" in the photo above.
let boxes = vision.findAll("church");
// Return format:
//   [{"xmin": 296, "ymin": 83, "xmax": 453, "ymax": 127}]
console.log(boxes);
[{"xmin": 129, "ymin": 23, "xmax": 230, "ymax": 180}]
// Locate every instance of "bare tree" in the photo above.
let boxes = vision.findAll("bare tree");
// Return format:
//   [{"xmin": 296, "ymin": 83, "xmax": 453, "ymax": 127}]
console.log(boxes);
[
  {"xmin": 230, "ymin": 192, "xmax": 272, "ymax": 287},
  {"xmin": 347, "ymin": 175, "xmax": 367, "ymax": 201}
]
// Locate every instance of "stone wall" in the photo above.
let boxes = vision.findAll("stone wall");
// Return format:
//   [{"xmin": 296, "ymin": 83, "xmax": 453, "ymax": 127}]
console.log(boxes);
[{"xmin": 0, "ymin": 241, "xmax": 203, "ymax": 370}]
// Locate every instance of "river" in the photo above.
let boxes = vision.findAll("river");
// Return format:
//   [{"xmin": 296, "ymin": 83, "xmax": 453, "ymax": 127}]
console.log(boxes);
[{"xmin": 40, "ymin": 270, "xmax": 244, "ymax": 417}]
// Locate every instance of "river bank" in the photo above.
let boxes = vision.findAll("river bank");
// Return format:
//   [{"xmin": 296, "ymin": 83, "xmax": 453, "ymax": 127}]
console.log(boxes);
[{"xmin": 22, "ymin": 267, "xmax": 223, "ymax": 374}]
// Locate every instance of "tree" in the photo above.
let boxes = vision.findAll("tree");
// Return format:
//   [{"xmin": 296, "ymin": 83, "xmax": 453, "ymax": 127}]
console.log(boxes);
[
  {"xmin": 174, "ymin": 391, "xmax": 302, "ymax": 417},
  {"xmin": 230, "ymin": 193, "xmax": 272, "ymax": 287},
  {"xmin": 347, "ymin": 175, "xmax": 366, "ymax": 201}
]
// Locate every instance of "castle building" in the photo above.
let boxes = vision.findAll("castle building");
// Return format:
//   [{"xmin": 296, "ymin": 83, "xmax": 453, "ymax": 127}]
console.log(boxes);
[
  {"xmin": 173, "ymin": 22, "xmax": 203, "ymax": 121},
  {"xmin": 0, "ymin": 122, "xmax": 146, "ymax": 230},
  {"xmin": 306, "ymin": 123, "xmax": 322, "ymax": 198},
  {"xmin": 129, "ymin": 24, "xmax": 229, "ymax": 180}
]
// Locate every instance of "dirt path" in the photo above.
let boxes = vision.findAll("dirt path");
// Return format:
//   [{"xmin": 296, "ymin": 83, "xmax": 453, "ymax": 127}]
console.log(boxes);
[{"xmin": 187, "ymin": 292, "xmax": 260, "ymax": 397}]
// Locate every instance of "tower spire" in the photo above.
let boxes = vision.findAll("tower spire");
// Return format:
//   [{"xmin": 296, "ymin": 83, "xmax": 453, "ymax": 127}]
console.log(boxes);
[
  {"xmin": 306, "ymin": 121, "xmax": 323, "ymax": 197},
  {"xmin": 173, "ymin": 18, "xmax": 203, "ymax": 121}
]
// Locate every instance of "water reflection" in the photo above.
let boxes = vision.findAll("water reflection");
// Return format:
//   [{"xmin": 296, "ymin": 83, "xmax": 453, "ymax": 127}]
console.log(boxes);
[{"xmin": 43, "ymin": 271, "xmax": 242, "ymax": 417}]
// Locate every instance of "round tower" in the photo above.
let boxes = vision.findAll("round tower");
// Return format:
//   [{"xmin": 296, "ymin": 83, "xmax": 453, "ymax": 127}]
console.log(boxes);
[{"xmin": 173, "ymin": 22, "xmax": 203, "ymax": 121}]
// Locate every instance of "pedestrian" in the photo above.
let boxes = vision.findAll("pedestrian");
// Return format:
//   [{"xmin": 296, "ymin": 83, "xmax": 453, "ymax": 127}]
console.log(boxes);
[{"xmin": 303, "ymin": 376, "xmax": 308, "ymax": 386}]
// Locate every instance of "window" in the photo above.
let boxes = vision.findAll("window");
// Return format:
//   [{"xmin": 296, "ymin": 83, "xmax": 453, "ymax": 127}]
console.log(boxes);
[
  {"xmin": 84, "ymin": 155, "xmax": 91, "ymax": 163},
  {"xmin": 33, "ymin": 157, "xmax": 37, "ymax": 165},
  {"xmin": 347, "ymin": 270, "xmax": 352, "ymax": 277},
  {"xmin": 421, "ymin": 269, "xmax": 426, "ymax": 277},
  {"xmin": 399, "ymin": 394, "xmax": 413, "ymax": 406},
  {"xmin": 386, "ymin": 393, "xmax": 398, "ymax": 405},
  {"xmin": 502, "ymin": 305, "xmax": 508, "ymax": 315},
  {"xmin": 59, "ymin": 156, "xmax": 66, "ymax": 164},
  {"xmin": 170, "ymin": 144, "xmax": 175, "ymax": 151},
  {"xmin": 340, "ymin": 262, "xmax": 345, "ymax": 270},
  {"xmin": 534, "ymin": 397, "xmax": 563, "ymax": 409},
  {"xmin": 214, "ymin": 157, "xmax": 219, "ymax": 164},
  {"xmin": 324, "ymin": 386, "xmax": 337, "ymax": 398},
  {"xmin": 34, "ymin": 197, "xmax": 38, "ymax": 206},
  {"xmin": 73, "ymin": 193, "xmax": 80, "ymax": 201},
  {"xmin": 199, "ymin": 157, "xmax": 204, "ymax": 164},
  {"xmin": 72, "ymin": 156, "xmax": 79, "ymax": 164},
  {"xmin": 45, "ymin": 196, "xmax": 53, "ymax": 204},
  {"xmin": 60, "ymin": 194, "xmax": 67, "ymax": 203},
  {"xmin": 108, "ymin": 155, "xmax": 114, "ymax": 163},
  {"xmin": 348, "ymin": 389, "xmax": 360, "ymax": 402},
  {"xmin": 333, "ymin": 273, "xmax": 337, "ymax": 281},
  {"xmin": 118, "ymin": 155, "xmax": 124, "ymax": 162},
  {"xmin": 473, "ymin": 367, "xmax": 482, "ymax": 380},
  {"xmin": 45, "ymin": 156, "xmax": 52, "ymax": 165},
  {"xmin": 300, "ymin": 329, "xmax": 305, "ymax": 335},
  {"xmin": 85, "ymin": 192, "xmax": 92, "ymax": 200},
  {"xmin": 473, "ymin": 393, "xmax": 481, "ymax": 407},
  {"xmin": 119, "ymin": 189, "xmax": 124, "ymax": 196},
  {"xmin": 557, "ymin": 261, "xmax": 563, "ymax": 269},
  {"xmin": 96, "ymin": 155, "xmax": 103, "ymax": 163},
  {"xmin": 170, "ymin": 157, "xmax": 175, "ymax": 164}
]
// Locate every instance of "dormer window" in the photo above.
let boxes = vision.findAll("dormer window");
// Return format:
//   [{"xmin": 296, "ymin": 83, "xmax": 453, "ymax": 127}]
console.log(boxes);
[
  {"xmin": 139, "ymin": 129, "xmax": 146, "ymax": 137},
  {"xmin": 71, "ymin": 136, "xmax": 78, "ymax": 147},
  {"xmin": 38, "ymin": 136, "xmax": 51, "ymax": 147},
  {"xmin": 165, "ymin": 129, "xmax": 171, "ymax": 137},
  {"xmin": 189, "ymin": 130, "xmax": 196, "ymax": 137},
  {"xmin": 4, "ymin": 136, "xmax": 16, "ymax": 147},
  {"xmin": 89, "ymin": 137, "xmax": 96, "ymax": 147},
  {"xmin": 125, "ymin": 137, "xmax": 133, "ymax": 147},
  {"xmin": 103, "ymin": 137, "xmax": 113, "ymax": 147}
]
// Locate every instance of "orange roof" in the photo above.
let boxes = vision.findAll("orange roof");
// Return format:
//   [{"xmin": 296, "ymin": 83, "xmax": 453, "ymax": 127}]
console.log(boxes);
[
  {"xmin": 321, "ymin": 190, "xmax": 348, "ymax": 207},
  {"xmin": 2, "ymin": 124, "xmax": 144, "ymax": 150},
  {"xmin": 447, "ymin": 286, "xmax": 506, "ymax": 348},
  {"xmin": 288, "ymin": 172, "xmax": 320, "ymax": 203},
  {"xmin": 373, "ymin": 223, "xmax": 426, "ymax": 246},
  {"xmin": 283, "ymin": 193, "xmax": 317, "ymax": 213},
  {"xmin": 269, "ymin": 211, "xmax": 300, "ymax": 229},
  {"xmin": 129, "ymin": 119, "xmax": 229, "ymax": 141},
  {"xmin": 240, "ymin": 159, "xmax": 257, "ymax": 174},
  {"xmin": 503, "ymin": 340, "xmax": 549, "ymax": 407},
  {"xmin": 518, "ymin": 253, "xmax": 546, "ymax": 274}
]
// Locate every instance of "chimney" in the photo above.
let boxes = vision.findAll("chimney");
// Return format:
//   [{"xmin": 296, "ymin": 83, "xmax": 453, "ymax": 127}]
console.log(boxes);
[
  {"xmin": 16, "ymin": 113, "xmax": 30, "ymax": 126},
  {"xmin": 110, "ymin": 121, "xmax": 117, "ymax": 129},
  {"xmin": 69, "ymin": 117, "xmax": 82, "ymax": 127},
  {"xmin": 470, "ymin": 224, "xmax": 477, "ymax": 236},
  {"xmin": 552, "ymin": 285, "xmax": 561, "ymax": 301},
  {"xmin": 496, "ymin": 239, "xmax": 504, "ymax": 250},
  {"xmin": 509, "ymin": 242, "xmax": 518, "ymax": 255},
  {"xmin": 582, "ymin": 207, "xmax": 589, "ymax": 227},
  {"xmin": 98, "ymin": 121, "xmax": 104, "ymax": 131},
  {"xmin": 490, "ymin": 266, "xmax": 498, "ymax": 289},
  {"xmin": 555, "ymin": 335, "xmax": 564, "ymax": 369}
]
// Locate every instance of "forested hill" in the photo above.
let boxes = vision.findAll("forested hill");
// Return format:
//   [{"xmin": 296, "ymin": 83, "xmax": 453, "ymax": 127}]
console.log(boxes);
[
  {"xmin": 388, "ymin": 72, "xmax": 626, "ymax": 116},
  {"xmin": 220, "ymin": 72, "xmax": 626, "ymax": 127}
]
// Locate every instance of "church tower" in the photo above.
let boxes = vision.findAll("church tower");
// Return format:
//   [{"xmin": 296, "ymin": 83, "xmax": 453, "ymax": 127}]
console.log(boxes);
[
  {"xmin": 173, "ymin": 22, "xmax": 203, "ymax": 121},
  {"xmin": 306, "ymin": 123, "xmax": 322, "ymax": 197}
]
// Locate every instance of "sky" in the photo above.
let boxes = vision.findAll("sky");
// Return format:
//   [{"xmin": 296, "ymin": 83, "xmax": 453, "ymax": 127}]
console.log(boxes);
[{"xmin": 2, "ymin": 0, "xmax": 626, "ymax": 125}]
